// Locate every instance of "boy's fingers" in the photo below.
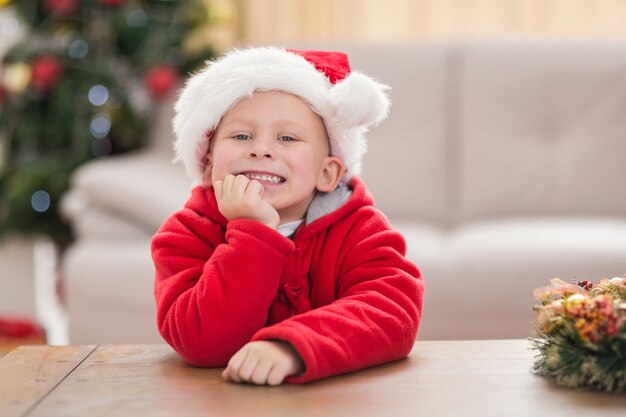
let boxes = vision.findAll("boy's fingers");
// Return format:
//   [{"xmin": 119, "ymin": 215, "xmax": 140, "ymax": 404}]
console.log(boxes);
[
  {"xmin": 227, "ymin": 366, "xmax": 242, "ymax": 383},
  {"xmin": 232, "ymin": 174, "xmax": 250, "ymax": 196},
  {"xmin": 236, "ymin": 354, "xmax": 260, "ymax": 382},
  {"xmin": 250, "ymin": 360, "xmax": 274, "ymax": 385},
  {"xmin": 225, "ymin": 348, "xmax": 247, "ymax": 383},
  {"xmin": 213, "ymin": 180, "xmax": 223, "ymax": 201},
  {"xmin": 222, "ymin": 174, "xmax": 235, "ymax": 194},
  {"xmin": 266, "ymin": 364, "xmax": 288, "ymax": 386},
  {"xmin": 246, "ymin": 179, "xmax": 264, "ymax": 197}
]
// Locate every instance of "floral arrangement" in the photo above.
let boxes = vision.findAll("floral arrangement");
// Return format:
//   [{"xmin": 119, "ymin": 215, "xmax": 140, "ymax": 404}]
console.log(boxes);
[{"xmin": 531, "ymin": 275, "xmax": 626, "ymax": 392}]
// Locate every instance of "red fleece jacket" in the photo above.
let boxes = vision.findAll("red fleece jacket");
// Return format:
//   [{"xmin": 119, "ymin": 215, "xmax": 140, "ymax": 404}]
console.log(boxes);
[{"xmin": 151, "ymin": 177, "xmax": 424, "ymax": 383}]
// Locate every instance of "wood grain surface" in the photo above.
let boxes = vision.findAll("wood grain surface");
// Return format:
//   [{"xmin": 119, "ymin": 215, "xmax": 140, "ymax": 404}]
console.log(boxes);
[
  {"xmin": 0, "ymin": 345, "xmax": 96, "ymax": 417},
  {"xmin": 1, "ymin": 340, "xmax": 625, "ymax": 417}
]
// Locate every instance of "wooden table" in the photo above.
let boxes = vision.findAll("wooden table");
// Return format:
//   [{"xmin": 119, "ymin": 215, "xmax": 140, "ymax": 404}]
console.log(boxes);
[{"xmin": 1, "ymin": 339, "xmax": 625, "ymax": 417}]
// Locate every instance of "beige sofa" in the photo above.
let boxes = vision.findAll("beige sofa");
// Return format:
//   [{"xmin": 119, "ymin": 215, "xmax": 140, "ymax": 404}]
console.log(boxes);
[{"xmin": 61, "ymin": 41, "xmax": 626, "ymax": 344}]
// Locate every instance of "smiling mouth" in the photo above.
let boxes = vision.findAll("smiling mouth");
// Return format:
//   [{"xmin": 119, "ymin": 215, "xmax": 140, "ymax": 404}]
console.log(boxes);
[{"xmin": 243, "ymin": 172, "xmax": 286, "ymax": 184}]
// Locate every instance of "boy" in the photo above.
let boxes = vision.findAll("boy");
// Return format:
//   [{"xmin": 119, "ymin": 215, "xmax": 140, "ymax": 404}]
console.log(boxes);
[{"xmin": 151, "ymin": 47, "xmax": 424, "ymax": 386}]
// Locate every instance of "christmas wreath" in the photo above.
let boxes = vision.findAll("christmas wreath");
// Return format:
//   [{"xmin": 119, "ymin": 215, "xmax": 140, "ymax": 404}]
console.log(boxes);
[{"xmin": 531, "ymin": 275, "xmax": 626, "ymax": 392}]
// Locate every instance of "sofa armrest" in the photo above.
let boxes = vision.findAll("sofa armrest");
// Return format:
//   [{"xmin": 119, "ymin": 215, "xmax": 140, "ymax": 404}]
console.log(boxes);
[
  {"xmin": 61, "ymin": 190, "xmax": 152, "ymax": 240},
  {"xmin": 61, "ymin": 150, "xmax": 191, "ymax": 234}
]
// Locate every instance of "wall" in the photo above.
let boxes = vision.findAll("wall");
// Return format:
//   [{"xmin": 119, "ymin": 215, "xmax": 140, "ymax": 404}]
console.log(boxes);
[{"xmin": 234, "ymin": 0, "xmax": 626, "ymax": 44}]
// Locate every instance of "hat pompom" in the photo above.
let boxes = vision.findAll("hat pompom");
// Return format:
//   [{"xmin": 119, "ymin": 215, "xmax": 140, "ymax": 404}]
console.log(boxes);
[{"xmin": 328, "ymin": 71, "xmax": 391, "ymax": 129}]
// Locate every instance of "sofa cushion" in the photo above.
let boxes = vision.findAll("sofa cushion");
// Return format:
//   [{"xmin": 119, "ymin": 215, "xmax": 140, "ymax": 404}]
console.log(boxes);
[
  {"xmin": 400, "ymin": 217, "xmax": 626, "ymax": 339},
  {"xmin": 61, "ymin": 190, "xmax": 151, "ymax": 240},
  {"xmin": 68, "ymin": 151, "xmax": 191, "ymax": 232},
  {"xmin": 63, "ymin": 240, "xmax": 160, "ymax": 343},
  {"xmin": 347, "ymin": 45, "xmax": 450, "ymax": 223},
  {"xmin": 63, "ymin": 241, "xmax": 156, "ymax": 312},
  {"xmin": 456, "ymin": 41, "xmax": 626, "ymax": 221}
]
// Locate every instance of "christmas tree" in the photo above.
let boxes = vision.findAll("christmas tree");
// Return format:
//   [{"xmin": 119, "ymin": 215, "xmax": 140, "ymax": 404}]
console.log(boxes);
[{"xmin": 0, "ymin": 0, "xmax": 214, "ymax": 246}]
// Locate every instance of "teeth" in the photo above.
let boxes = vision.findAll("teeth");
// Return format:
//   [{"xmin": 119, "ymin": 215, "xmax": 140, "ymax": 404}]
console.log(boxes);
[{"xmin": 244, "ymin": 173, "xmax": 284, "ymax": 184}]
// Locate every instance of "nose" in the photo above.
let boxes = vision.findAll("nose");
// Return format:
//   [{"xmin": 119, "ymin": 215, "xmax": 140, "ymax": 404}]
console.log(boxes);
[{"xmin": 248, "ymin": 135, "xmax": 274, "ymax": 159}]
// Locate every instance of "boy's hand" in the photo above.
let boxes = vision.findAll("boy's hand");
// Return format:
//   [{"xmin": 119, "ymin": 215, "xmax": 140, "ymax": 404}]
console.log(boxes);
[
  {"xmin": 222, "ymin": 340, "xmax": 305, "ymax": 386},
  {"xmin": 214, "ymin": 174, "xmax": 280, "ymax": 230}
]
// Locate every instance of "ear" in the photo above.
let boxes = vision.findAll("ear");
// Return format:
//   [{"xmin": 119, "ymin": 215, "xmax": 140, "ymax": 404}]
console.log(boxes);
[
  {"xmin": 201, "ymin": 151, "xmax": 213, "ymax": 186},
  {"xmin": 316, "ymin": 156, "xmax": 346, "ymax": 193},
  {"xmin": 200, "ymin": 129, "xmax": 216, "ymax": 186}
]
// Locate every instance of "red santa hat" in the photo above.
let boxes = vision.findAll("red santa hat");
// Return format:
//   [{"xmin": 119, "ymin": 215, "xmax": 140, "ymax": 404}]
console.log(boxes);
[{"xmin": 173, "ymin": 46, "xmax": 391, "ymax": 184}]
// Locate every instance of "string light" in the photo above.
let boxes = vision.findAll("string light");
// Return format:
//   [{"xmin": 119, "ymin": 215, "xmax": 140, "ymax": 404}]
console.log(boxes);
[
  {"xmin": 68, "ymin": 39, "xmax": 89, "ymax": 59},
  {"xmin": 89, "ymin": 113, "xmax": 111, "ymax": 139},
  {"xmin": 31, "ymin": 190, "xmax": 51, "ymax": 213},
  {"xmin": 88, "ymin": 85, "xmax": 109, "ymax": 106}
]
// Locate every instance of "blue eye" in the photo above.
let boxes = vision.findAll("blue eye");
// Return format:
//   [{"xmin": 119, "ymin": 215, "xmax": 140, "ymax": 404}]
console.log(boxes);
[
  {"xmin": 279, "ymin": 136, "xmax": 295, "ymax": 142},
  {"xmin": 233, "ymin": 134, "xmax": 250, "ymax": 141}
]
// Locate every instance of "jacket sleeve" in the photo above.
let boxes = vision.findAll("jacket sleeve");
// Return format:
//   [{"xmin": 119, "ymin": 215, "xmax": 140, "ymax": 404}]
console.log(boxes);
[
  {"xmin": 251, "ymin": 208, "xmax": 424, "ymax": 383},
  {"xmin": 151, "ymin": 201, "xmax": 295, "ymax": 367}
]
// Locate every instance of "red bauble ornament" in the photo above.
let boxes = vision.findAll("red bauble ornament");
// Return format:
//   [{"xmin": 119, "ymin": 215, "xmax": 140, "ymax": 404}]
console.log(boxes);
[
  {"xmin": 99, "ymin": 0, "xmax": 126, "ymax": 7},
  {"xmin": 31, "ymin": 56, "xmax": 64, "ymax": 92},
  {"xmin": 43, "ymin": 0, "xmax": 79, "ymax": 16},
  {"xmin": 145, "ymin": 65, "xmax": 178, "ymax": 98}
]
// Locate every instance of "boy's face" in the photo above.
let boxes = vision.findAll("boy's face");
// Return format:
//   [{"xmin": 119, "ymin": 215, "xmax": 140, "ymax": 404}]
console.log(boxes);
[{"xmin": 204, "ymin": 91, "xmax": 345, "ymax": 223}]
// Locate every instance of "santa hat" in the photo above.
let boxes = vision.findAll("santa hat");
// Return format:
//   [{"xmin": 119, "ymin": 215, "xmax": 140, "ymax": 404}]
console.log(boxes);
[{"xmin": 173, "ymin": 46, "xmax": 391, "ymax": 184}]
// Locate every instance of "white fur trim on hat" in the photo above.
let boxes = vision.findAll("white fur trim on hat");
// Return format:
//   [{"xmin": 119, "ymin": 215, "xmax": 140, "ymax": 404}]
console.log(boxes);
[{"xmin": 172, "ymin": 46, "xmax": 391, "ymax": 184}]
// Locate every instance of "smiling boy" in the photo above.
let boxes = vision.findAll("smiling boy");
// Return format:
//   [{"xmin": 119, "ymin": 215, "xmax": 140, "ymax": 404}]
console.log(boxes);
[{"xmin": 151, "ymin": 47, "xmax": 424, "ymax": 386}]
